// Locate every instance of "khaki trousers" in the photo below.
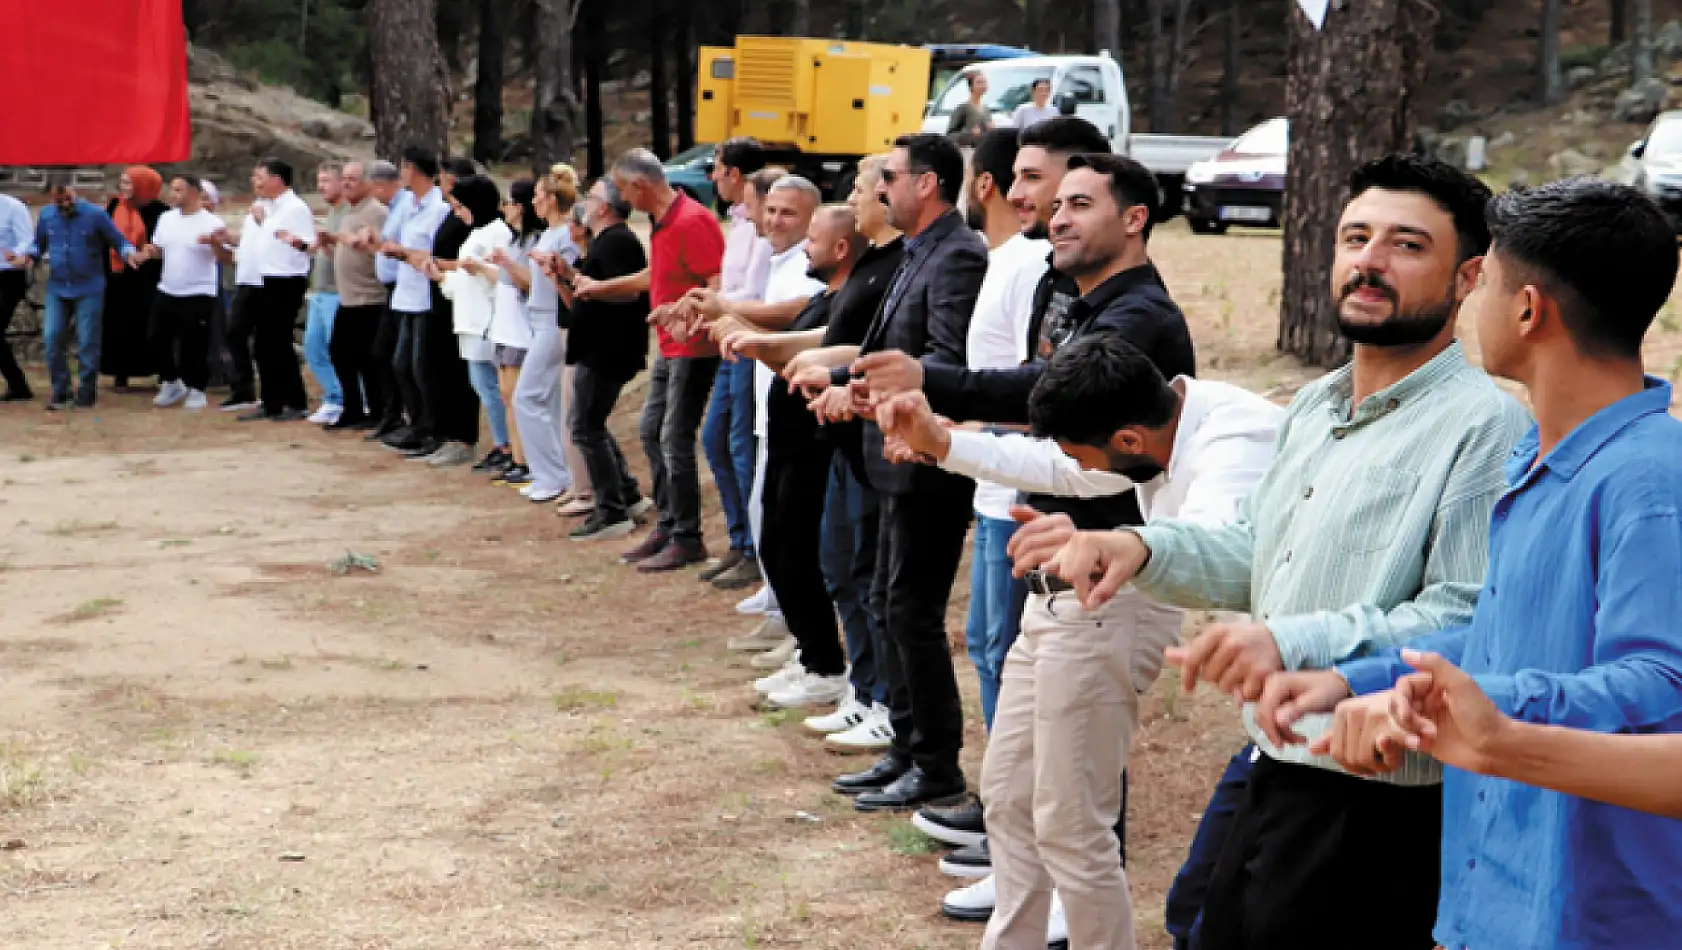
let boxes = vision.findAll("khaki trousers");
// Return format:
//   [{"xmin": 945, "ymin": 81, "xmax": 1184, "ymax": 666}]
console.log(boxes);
[{"xmin": 980, "ymin": 587, "xmax": 1183, "ymax": 950}]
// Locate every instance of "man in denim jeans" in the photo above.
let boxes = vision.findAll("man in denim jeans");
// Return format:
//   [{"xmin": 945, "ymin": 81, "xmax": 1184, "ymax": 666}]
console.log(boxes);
[
  {"xmin": 13, "ymin": 176, "xmax": 140, "ymax": 410},
  {"xmin": 304, "ymin": 163, "xmax": 347, "ymax": 425}
]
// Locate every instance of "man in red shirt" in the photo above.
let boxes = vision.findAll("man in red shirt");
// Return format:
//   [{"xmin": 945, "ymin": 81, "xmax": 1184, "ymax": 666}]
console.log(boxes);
[{"xmin": 575, "ymin": 148, "xmax": 725, "ymax": 571}]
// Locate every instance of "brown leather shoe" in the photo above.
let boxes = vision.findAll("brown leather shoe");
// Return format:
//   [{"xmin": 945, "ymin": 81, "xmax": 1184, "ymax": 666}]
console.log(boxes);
[
  {"xmin": 635, "ymin": 539, "xmax": 708, "ymax": 573},
  {"xmin": 620, "ymin": 529, "xmax": 670, "ymax": 564}
]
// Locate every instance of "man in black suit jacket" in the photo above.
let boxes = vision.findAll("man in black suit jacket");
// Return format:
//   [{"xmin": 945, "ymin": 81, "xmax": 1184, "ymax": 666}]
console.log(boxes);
[{"xmin": 803, "ymin": 133, "xmax": 989, "ymax": 811}]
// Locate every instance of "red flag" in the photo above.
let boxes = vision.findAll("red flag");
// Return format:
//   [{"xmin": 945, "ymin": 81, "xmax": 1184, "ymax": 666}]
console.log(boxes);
[{"xmin": 0, "ymin": 0, "xmax": 192, "ymax": 165}]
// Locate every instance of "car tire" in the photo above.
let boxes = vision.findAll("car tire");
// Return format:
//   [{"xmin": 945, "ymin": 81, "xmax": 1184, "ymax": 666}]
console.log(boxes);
[{"xmin": 1188, "ymin": 218, "xmax": 1228, "ymax": 235}]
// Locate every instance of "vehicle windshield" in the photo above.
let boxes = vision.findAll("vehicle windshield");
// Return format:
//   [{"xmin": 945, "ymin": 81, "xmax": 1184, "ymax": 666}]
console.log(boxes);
[
  {"xmin": 929, "ymin": 65, "xmax": 1053, "ymax": 117},
  {"xmin": 1647, "ymin": 119, "xmax": 1682, "ymax": 158},
  {"xmin": 665, "ymin": 144, "xmax": 714, "ymax": 167},
  {"xmin": 1231, "ymin": 118, "xmax": 1288, "ymax": 156}
]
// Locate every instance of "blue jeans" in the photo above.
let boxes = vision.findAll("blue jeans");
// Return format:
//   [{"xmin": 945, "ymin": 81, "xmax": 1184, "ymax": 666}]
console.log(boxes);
[
  {"xmin": 701, "ymin": 358, "xmax": 758, "ymax": 556},
  {"xmin": 43, "ymin": 290, "xmax": 104, "ymax": 404},
  {"xmin": 821, "ymin": 453, "xmax": 886, "ymax": 705},
  {"xmin": 1166, "ymin": 743, "xmax": 1259, "ymax": 950},
  {"xmin": 467, "ymin": 359, "xmax": 509, "ymax": 448},
  {"xmin": 304, "ymin": 291, "xmax": 342, "ymax": 407},
  {"xmin": 965, "ymin": 514, "xmax": 1027, "ymax": 729}
]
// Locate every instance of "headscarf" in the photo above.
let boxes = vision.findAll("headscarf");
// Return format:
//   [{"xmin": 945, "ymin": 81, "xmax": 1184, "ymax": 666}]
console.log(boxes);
[{"xmin": 111, "ymin": 166, "xmax": 163, "ymax": 269}]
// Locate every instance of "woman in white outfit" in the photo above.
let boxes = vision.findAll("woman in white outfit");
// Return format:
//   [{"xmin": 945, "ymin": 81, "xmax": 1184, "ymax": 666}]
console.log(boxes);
[
  {"xmin": 483, "ymin": 180, "xmax": 543, "ymax": 484},
  {"xmin": 435, "ymin": 176, "xmax": 513, "ymax": 471}
]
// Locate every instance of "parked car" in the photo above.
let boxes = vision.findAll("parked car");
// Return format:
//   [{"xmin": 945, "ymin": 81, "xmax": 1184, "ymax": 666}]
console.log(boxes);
[
  {"xmin": 664, "ymin": 143, "xmax": 719, "ymax": 211},
  {"xmin": 1182, "ymin": 117, "xmax": 1288, "ymax": 235},
  {"xmin": 1613, "ymin": 110, "xmax": 1682, "ymax": 231}
]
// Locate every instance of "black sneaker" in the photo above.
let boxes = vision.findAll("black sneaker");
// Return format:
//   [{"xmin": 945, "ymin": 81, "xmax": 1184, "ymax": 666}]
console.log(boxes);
[
  {"xmin": 220, "ymin": 394, "xmax": 258, "ymax": 412},
  {"xmin": 492, "ymin": 464, "xmax": 531, "ymax": 486},
  {"xmin": 270, "ymin": 407, "xmax": 309, "ymax": 422},
  {"xmin": 570, "ymin": 513, "xmax": 637, "ymax": 542},
  {"xmin": 1, "ymin": 389, "xmax": 33, "ymax": 402},
  {"xmin": 937, "ymin": 838, "xmax": 991, "ymax": 878},
  {"xmin": 401, "ymin": 438, "xmax": 441, "ymax": 459},
  {"xmin": 472, "ymin": 447, "xmax": 511, "ymax": 472},
  {"xmin": 913, "ymin": 796, "xmax": 986, "ymax": 849},
  {"xmin": 367, "ymin": 420, "xmax": 404, "ymax": 441}
]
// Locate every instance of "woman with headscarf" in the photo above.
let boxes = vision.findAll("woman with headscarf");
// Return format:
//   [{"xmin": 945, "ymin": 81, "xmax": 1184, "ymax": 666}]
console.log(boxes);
[
  {"xmin": 436, "ymin": 175, "xmax": 512, "ymax": 471},
  {"xmin": 481, "ymin": 180, "xmax": 544, "ymax": 483},
  {"xmin": 102, "ymin": 166, "xmax": 167, "ymax": 389}
]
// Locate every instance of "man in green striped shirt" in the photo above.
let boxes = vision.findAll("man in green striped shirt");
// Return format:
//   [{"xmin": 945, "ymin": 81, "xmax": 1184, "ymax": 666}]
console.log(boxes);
[{"xmin": 1029, "ymin": 155, "xmax": 1531, "ymax": 950}]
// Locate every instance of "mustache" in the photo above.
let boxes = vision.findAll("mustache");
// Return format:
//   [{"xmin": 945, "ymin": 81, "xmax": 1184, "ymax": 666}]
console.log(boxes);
[{"xmin": 1340, "ymin": 270, "xmax": 1398, "ymax": 305}]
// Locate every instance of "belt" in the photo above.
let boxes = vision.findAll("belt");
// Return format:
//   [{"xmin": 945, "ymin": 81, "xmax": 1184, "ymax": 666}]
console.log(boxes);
[{"xmin": 1024, "ymin": 568, "xmax": 1074, "ymax": 596}]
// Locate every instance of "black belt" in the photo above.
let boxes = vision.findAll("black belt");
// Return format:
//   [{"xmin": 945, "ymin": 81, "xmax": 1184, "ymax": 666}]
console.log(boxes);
[{"xmin": 1024, "ymin": 569, "xmax": 1074, "ymax": 596}]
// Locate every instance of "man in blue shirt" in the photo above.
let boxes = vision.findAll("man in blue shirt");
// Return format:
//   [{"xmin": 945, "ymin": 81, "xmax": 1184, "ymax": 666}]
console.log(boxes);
[
  {"xmin": 15, "ymin": 176, "xmax": 141, "ymax": 409},
  {"xmin": 0, "ymin": 190, "xmax": 35, "ymax": 400},
  {"xmin": 1258, "ymin": 178, "xmax": 1682, "ymax": 950}
]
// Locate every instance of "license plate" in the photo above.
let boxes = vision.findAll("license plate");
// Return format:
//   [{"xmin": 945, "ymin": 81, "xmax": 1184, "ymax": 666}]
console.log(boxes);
[{"xmin": 1219, "ymin": 205, "xmax": 1271, "ymax": 222}]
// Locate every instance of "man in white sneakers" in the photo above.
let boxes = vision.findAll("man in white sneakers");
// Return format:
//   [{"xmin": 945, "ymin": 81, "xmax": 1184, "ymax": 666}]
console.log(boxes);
[{"xmin": 142, "ymin": 177, "xmax": 229, "ymax": 411}]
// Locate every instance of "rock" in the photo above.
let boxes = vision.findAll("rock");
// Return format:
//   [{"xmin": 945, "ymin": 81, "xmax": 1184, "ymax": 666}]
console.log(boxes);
[
  {"xmin": 0, "ymin": 839, "xmax": 25, "ymax": 851},
  {"xmin": 1437, "ymin": 99, "xmax": 1475, "ymax": 132},
  {"xmin": 186, "ymin": 44, "xmax": 237, "ymax": 85},
  {"xmin": 1601, "ymin": 43, "xmax": 1632, "ymax": 77},
  {"xmin": 1547, "ymin": 149, "xmax": 1601, "ymax": 179},
  {"xmin": 1568, "ymin": 66, "xmax": 1598, "ymax": 90},
  {"xmin": 1658, "ymin": 21, "xmax": 1682, "ymax": 60},
  {"xmin": 1436, "ymin": 136, "xmax": 1468, "ymax": 169},
  {"xmin": 1615, "ymin": 78, "xmax": 1671, "ymax": 123},
  {"xmin": 1490, "ymin": 131, "xmax": 1516, "ymax": 150},
  {"xmin": 279, "ymin": 852, "xmax": 307, "ymax": 862}
]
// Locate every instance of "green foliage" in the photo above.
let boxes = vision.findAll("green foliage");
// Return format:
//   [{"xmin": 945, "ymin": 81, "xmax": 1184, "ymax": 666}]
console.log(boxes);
[
  {"xmin": 187, "ymin": 0, "xmax": 366, "ymax": 104},
  {"xmin": 1559, "ymin": 44, "xmax": 1612, "ymax": 73}
]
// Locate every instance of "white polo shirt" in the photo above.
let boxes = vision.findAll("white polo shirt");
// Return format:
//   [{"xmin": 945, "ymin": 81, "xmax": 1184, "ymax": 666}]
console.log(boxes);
[
  {"xmin": 257, "ymin": 189, "xmax": 316, "ymax": 278},
  {"xmin": 152, "ymin": 208, "xmax": 225, "ymax": 298},
  {"xmin": 754, "ymin": 240, "xmax": 826, "ymax": 439}
]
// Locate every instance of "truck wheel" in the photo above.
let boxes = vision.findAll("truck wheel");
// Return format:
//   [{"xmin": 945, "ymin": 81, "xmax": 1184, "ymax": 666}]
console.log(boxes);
[
  {"xmin": 1188, "ymin": 218, "xmax": 1228, "ymax": 235},
  {"xmin": 1157, "ymin": 176, "xmax": 1185, "ymax": 221}
]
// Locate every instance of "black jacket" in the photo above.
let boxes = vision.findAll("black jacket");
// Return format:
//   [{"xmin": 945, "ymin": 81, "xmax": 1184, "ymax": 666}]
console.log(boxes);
[
  {"xmin": 844, "ymin": 210, "xmax": 988, "ymax": 496},
  {"xmin": 568, "ymin": 223, "xmax": 651, "ymax": 378}
]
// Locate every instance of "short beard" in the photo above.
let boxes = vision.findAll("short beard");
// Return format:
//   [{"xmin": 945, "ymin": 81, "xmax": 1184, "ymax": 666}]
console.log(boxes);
[
  {"xmin": 1023, "ymin": 220, "xmax": 1050, "ymax": 241},
  {"xmin": 966, "ymin": 200, "xmax": 987, "ymax": 232},
  {"xmin": 1335, "ymin": 274, "xmax": 1457, "ymax": 348}
]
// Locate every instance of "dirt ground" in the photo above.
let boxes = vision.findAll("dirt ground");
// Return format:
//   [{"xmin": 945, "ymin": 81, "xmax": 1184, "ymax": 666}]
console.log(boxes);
[{"xmin": 4, "ymin": 219, "xmax": 1656, "ymax": 950}]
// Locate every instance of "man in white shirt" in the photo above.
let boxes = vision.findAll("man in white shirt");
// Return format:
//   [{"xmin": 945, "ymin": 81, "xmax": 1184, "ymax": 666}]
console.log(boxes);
[
  {"xmin": 218, "ymin": 178, "xmax": 272, "ymax": 412},
  {"xmin": 141, "ymin": 176, "xmax": 230, "ymax": 410},
  {"xmin": 0, "ymin": 190, "xmax": 35, "ymax": 400},
  {"xmin": 1010, "ymin": 78, "xmax": 1060, "ymax": 131},
  {"xmin": 879, "ymin": 333, "xmax": 1282, "ymax": 950},
  {"xmin": 237, "ymin": 157, "xmax": 316, "ymax": 422},
  {"xmin": 378, "ymin": 148, "xmax": 452, "ymax": 455}
]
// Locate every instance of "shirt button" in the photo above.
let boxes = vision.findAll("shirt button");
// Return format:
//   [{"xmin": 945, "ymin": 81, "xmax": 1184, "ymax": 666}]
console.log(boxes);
[
  {"xmin": 1467, "ymin": 858, "xmax": 1476, "ymax": 870},
  {"xmin": 1386, "ymin": 398, "xmax": 1400, "ymax": 410},
  {"xmin": 1284, "ymin": 551, "xmax": 1293, "ymax": 563},
  {"xmin": 1332, "ymin": 429, "xmax": 1347, "ymax": 440},
  {"xmin": 1302, "ymin": 486, "xmax": 1313, "ymax": 499},
  {"xmin": 1477, "ymin": 790, "xmax": 1486, "ymax": 802}
]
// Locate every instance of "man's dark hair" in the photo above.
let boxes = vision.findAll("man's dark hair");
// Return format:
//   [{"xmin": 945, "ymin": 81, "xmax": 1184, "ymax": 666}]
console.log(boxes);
[
  {"xmin": 43, "ymin": 172, "xmax": 73, "ymax": 194},
  {"xmin": 444, "ymin": 156, "xmax": 477, "ymax": 179},
  {"xmin": 1017, "ymin": 115, "xmax": 1109, "ymax": 155},
  {"xmin": 1349, "ymin": 154, "xmax": 1493, "ymax": 263},
  {"xmin": 1029, "ymin": 334, "xmax": 1179, "ymax": 444},
  {"xmin": 257, "ymin": 157, "xmax": 294, "ymax": 187},
  {"xmin": 717, "ymin": 137, "xmax": 766, "ymax": 175},
  {"xmin": 892, "ymin": 132, "xmax": 964, "ymax": 206},
  {"xmin": 402, "ymin": 146, "xmax": 440, "ymax": 180},
  {"xmin": 1031, "ymin": 77, "xmax": 1051, "ymax": 91},
  {"xmin": 1065, "ymin": 152, "xmax": 1161, "ymax": 242},
  {"xmin": 172, "ymin": 175, "xmax": 203, "ymax": 192},
  {"xmin": 972, "ymin": 128, "xmax": 1021, "ymax": 198},
  {"xmin": 1486, "ymin": 178, "xmax": 1678, "ymax": 359}
]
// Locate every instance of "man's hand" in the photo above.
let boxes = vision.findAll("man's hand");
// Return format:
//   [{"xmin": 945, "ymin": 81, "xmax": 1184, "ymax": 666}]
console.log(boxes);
[
  {"xmin": 487, "ymin": 247, "xmax": 513, "ymax": 268},
  {"xmin": 1251, "ymin": 670, "xmax": 1351, "ymax": 747},
  {"xmin": 378, "ymin": 240, "xmax": 407, "ymax": 259},
  {"xmin": 1041, "ymin": 528, "xmax": 1152, "ymax": 610},
  {"xmin": 1162, "ymin": 622, "xmax": 1284, "ymax": 704},
  {"xmin": 809, "ymin": 386, "xmax": 855, "ymax": 423},
  {"xmin": 790, "ymin": 364, "xmax": 837, "ymax": 400},
  {"xmin": 851, "ymin": 350, "xmax": 925, "ymax": 404},
  {"xmin": 123, "ymin": 250, "xmax": 148, "ymax": 269},
  {"xmin": 684, "ymin": 287, "xmax": 726, "ymax": 320},
  {"xmin": 1005, "ymin": 506, "xmax": 1076, "ymax": 577},
  {"xmin": 875, "ymin": 391, "xmax": 953, "ymax": 464},
  {"xmin": 719, "ymin": 329, "xmax": 767, "ymax": 363},
  {"xmin": 1310, "ymin": 692, "xmax": 1412, "ymax": 777},
  {"xmin": 709, "ymin": 313, "xmax": 749, "ymax": 344},
  {"xmin": 1389, "ymin": 649, "xmax": 1510, "ymax": 774}
]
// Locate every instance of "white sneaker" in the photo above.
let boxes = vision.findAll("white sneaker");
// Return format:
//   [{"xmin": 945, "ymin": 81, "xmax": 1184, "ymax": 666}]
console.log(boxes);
[
  {"xmin": 154, "ymin": 380, "xmax": 187, "ymax": 407},
  {"xmin": 753, "ymin": 653, "xmax": 804, "ymax": 695},
  {"xmin": 803, "ymin": 685, "xmax": 869, "ymax": 733},
  {"xmin": 940, "ymin": 875, "xmax": 995, "ymax": 922},
  {"xmin": 766, "ymin": 670, "xmax": 848, "ymax": 708},
  {"xmin": 825, "ymin": 703, "xmax": 894, "ymax": 752},
  {"xmin": 308, "ymin": 403, "xmax": 343, "ymax": 425},
  {"xmin": 1047, "ymin": 891, "xmax": 1067, "ymax": 944},
  {"xmin": 183, "ymin": 389, "xmax": 207, "ymax": 411},
  {"xmin": 736, "ymin": 585, "xmax": 771, "ymax": 615},
  {"xmin": 750, "ymin": 635, "xmax": 799, "ymax": 670},
  {"xmin": 727, "ymin": 615, "xmax": 791, "ymax": 652}
]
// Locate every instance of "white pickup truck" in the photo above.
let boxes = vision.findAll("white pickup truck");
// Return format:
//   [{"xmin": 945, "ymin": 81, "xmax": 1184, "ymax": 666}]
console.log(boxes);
[{"xmin": 922, "ymin": 52, "xmax": 1232, "ymax": 217}]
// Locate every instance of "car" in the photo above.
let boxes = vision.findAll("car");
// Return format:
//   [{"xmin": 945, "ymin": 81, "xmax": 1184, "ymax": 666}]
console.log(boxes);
[
  {"xmin": 1615, "ymin": 110, "xmax": 1682, "ymax": 231},
  {"xmin": 1182, "ymin": 117, "xmax": 1288, "ymax": 235},
  {"xmin": 664, "ymin": 143, "xmax": 719, "ymax": 211}
]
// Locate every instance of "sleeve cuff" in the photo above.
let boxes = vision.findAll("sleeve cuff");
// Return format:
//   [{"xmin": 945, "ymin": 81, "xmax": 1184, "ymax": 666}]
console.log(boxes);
[
  {"xmin": 1473, "ymin": 674, "xmax": 1524, "ymax": 722},
  {"xmin": 1267, "ymin": 614, "xmax": 1329, "ymax": 672},
  {"xmin": 940, "ymin": 429, "xmax": 991, "ymax": 479},
  {"xmin": 1131, "ymin": 526, "xmax": 1174, "ymax": 588},
  {"xmin": 1337, "ymin": 656, "xmax": 1398, "ymax": 697}
]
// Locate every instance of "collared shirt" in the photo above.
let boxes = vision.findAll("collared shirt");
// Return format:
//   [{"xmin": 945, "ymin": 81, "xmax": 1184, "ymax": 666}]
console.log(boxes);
[
  {"xmin": 1340, "ymin": 378, "xmax": 1682, "ymax": 950},
  {"xmin": 375, "ymin": 188, "xmax": 415, "ymax": 286},
  {"xmin": 28, "ymin": 199, "xmax": 136, "ymax": 297},
  {"xmin": 942, "ymin": 377, "xmax": 1283, "ymax": 526},
  {"xmin": 0, "ymin": 194, "xmax": 33, "ymax": 272},
  {"xmin": 968, "ymin": 232, "xmax": 1051, "ymax": 521},
  {"xmin": 754, "ymin": 240, "xmax": 826, "ymax": 438},
  {"xmin": 649, "ymin": 191, "xmax": 725, "ymax": 358},
  {"xmin": 1133, "ymin": 341, "xmax": 1532, "ymax": 783},
  {"xmin": 311, "ymin": 202, "xmax": 346, "ymax": 293},
  {"xmin": 257, "ymin": 189, "xmax": 316, "ymax": 278},
  {"xmin": 720, "ymin": 203, "xmax": 770, "ymax": 300},
  {"xmin": 232, "ymin": 203, "xmax": 270, "ymax": 287},
  {"xmin": 335, "ymin": 197, "xmax": 389, "ymax": 308},
  {"xmin": 1010, "ymin": 103, "xmax": 1062, "ymax": 129},
  {"xmin": 391, "ymin": 186, "xmax": 450, "ymax": 313}
]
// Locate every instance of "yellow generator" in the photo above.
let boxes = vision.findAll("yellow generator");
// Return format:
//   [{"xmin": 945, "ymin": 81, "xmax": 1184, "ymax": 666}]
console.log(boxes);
[{"xmin": 696, "ymin": 36, "xmax": 931, "ymax": 197}]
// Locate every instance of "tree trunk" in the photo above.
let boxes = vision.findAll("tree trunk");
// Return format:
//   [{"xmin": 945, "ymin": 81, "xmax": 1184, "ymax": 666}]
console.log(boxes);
[
  {"xmin": 649, "ymin": 0, "xmax": 672, "ymax": 159},
  {"xmin": 1148, "ymin": 0, "xmax": 1170, "ymax": 130},
  {"xmin": 1166, "ymin": 0, "xmax": 1194, "ymax": 127},
  {"xmin": 1540, "ymin": 0, "xmax": 1564, "ymax": 105},
  {"xmin": 584, "ymin": 0, "xmax": 606, "ymax": 179},
  {"xmin": 674, "ymin": 8, "xmax": 696, "ymax": 150},
  {"xmin": 1221, "ymin": 0, "xmax": 1242, "ymax": 135},
  {"xmin": 1023, "ymin": 0, "xmax": 1045, "ymax": 54},
  {"xmin": 1611, "ymin": 0, "xmax": 1627, "ymax": 44},
  {"xmin": 368, "ymin": 0, "xmax": 451, "ymax": 157},
  {"xmin": 1634, "ymin": 0, "xmax": 1655, "ymax": 81},
  {"xmin": 1095, "ymin": 0, "xmax": 1121, "ymax": 55},
  {"xmin": 473, "ymin": 0, "xmax": 508, "ymax": 164},
  {"xmin": 531, "ymin": 0, "xmax": 580, "ymax": 172},
  {"xmin": 789, "ymin": 0, "xmax": 810, "ymax": 35},
  {"xmin": 1278, "ymin": 0, "xmax": 1436, "ymax": 367}
]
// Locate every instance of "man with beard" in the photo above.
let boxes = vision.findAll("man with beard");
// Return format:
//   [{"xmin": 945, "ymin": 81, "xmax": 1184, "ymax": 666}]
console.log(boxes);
[{"xmin": 1028, "ymin": 154, "xmax": 1532, "ymax": 950}]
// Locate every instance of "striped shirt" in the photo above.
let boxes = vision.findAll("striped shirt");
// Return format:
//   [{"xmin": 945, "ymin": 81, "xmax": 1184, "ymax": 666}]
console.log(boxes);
[{"xmin": 1134, "ymin": 341, "xmax": 1531, "ymax": 784}]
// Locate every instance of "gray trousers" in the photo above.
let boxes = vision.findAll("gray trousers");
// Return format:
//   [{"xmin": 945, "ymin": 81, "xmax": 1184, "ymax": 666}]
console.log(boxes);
[{"xmin": 514, "ymin": 321, "xmax": 573, "ymax": 495}]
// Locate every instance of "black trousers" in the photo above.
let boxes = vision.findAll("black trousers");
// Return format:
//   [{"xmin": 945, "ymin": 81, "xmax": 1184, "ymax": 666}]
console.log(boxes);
[
  {"xmin": 254, "ymin": 276, "xmax": 309, "ymax": 414},
  {"xmin": 762, "ymin": 442, "xmax": 845, "ymax": 677},
  {"xmin": 329, "ymin": 303, "xmax": 385, "ymax": 424},
  {"xmin": 873, "ymin": 476, "xmax": 975, "ymax": 782},
  {"xmin": 392, "ymin": 310, "xmax": 430, "ymax": 438},
  {"xmin": 149, "ymin": 293, "xmax": 214, "ymax": 392},
  {"xmin": 226, "ymin": 284, "xmax": 261, "ymax": 401},
  {"xmin": 0, "ymin": 269, "xmax": 29, "ymax": 395},
  {"xmin": 571, "ymin": 362, "xmax": 641, "ymax": 523},
  {"xmin": 1195, "ymin": 756, "xmax": 1442, "ymax": 950},
  {"xmin": 424, "ymin": 306, "xmax": 478, "ymax": 445},
  {"xmin": 372, "ymin": 299, "xmax": 405, "ymax": 428}
]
